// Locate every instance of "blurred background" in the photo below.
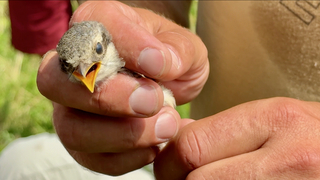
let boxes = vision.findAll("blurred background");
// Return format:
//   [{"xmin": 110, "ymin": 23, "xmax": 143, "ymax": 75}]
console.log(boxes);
[
  {"xmin": 0, "ymin": 1, "xmax": 54, "ymax": 151},
  {"xmin": 0, "ymin": 1, "xmax": 197, "ymax": 152}
]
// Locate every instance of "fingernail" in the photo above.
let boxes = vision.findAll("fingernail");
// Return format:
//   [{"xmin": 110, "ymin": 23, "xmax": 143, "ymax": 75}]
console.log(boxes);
[
  {"xmin": 129, "ymin": 85, "xmax": 158, "ymax": 115},
  {"xmin": 138, "ymin": 48, "xmax": 165, "ymax": 77},
  {"xmin": 168, "ymin": 47, "xmax": 181, "ymax": 70},
  {"xmin": 155, "ymin": 112, "xmax": 177, "ymax": 140}
]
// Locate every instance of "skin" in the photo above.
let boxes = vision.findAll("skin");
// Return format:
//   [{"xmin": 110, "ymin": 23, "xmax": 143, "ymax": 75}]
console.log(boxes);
[
  {"xmin": 154, "ymin": 97, "xmax": 320, "ymax": 179},
  {"xmin": 37, "ymin": 1, "xmax": 320, "ymax": 179},
  {"xmin": 37, "ymin": 1, "xmax": 207, "ymax": 175}
]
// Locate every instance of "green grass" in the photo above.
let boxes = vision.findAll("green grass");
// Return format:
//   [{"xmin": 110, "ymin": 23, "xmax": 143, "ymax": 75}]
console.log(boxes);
[
  {"xmin": 0, "ymin": 2, "xmax": 54, "ymax": 151},
  {"xmin": 0, "ymin": 1, "xmax": 197, "ymax": 151},
  {"xmin": 189, "ymin": 0, "xmax": 198, "ymax": 33}
]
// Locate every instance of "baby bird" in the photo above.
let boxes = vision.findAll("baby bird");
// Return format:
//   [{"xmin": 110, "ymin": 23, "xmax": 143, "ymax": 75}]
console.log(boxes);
[{"xmin": 56, "ymin": 21, "xmax": 176, "ymax": 108}]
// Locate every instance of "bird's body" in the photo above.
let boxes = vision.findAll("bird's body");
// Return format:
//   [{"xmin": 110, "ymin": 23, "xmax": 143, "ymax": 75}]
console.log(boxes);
[{"xmin": 57, "ymin": 21, "xmax": 176, "ymax": 108}]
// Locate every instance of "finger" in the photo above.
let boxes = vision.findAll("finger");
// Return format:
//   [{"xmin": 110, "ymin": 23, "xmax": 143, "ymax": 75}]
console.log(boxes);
[
  {"xmin": 186, "ymin": 150, "xmax": 265, "ymax": 180},
  {"xmin": 71, "ymin": 1, "xmax": 209, "ymax": 104},
  {"xmin": 154, "ymin": 98, "xmax": 317, "ymax": 180},
  {"xmin": 154, "ymin": 100, "xmax": 269, "ymax": 179},
  {"xmin": 37, "ymin": 51, "xmax": 165, "ymax": 117},
  {"xmin": 67, "ymin": 147, "xmax": 158, "ymax": 176},
  {"xmin": 187, "ymin": 142, "xmax": 320, "ymax": 179},
  {"xmin": 53, "ymin": 103, "xmax": 192, "ymax": 153},
  {"xmin": 155, "ymin": 30, "xmax": 210, "ymax": 104},
  {"xmin": 71, "ymin": 1, "xmax": 175, "ymax": 80}
]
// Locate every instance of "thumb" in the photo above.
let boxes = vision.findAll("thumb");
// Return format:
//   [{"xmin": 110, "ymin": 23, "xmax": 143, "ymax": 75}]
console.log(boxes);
[
  {"xmin": 71, "ymin": 1, "xmax": 209, "ymax": 105},
  {"xmin": 71, "ymin": 1, "xmax": 176, "ymax": 80}
]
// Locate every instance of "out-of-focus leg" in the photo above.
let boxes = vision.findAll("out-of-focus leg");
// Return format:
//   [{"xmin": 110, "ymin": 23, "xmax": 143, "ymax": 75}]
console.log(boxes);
[{"xmin": 0, "ymin": 133, "xmax": 154, "ymax": 180}]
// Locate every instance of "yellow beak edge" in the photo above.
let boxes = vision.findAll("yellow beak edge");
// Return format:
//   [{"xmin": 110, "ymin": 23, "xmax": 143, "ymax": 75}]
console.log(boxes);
[{"xmin": 72, "ymin": 62, "xmax": 101, "ymax": 93}]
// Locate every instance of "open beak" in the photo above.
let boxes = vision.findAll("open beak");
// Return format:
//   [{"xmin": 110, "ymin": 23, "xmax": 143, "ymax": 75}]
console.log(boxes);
[{"xmin": 72, "ymin": 62, "xmax": 102, "ymax": 93}]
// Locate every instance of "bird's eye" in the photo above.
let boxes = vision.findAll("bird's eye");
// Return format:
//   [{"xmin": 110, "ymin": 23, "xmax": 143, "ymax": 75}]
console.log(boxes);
[{"xmin": 95, "ymin": 42, "xmax": 103, "ymax": 55}]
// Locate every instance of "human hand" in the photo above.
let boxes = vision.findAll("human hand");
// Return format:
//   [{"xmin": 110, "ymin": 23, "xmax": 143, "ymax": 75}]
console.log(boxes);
[
  {"xmin": 37, "ymin": 1, "xmax": 207, "ymax": 175},
  {"xmin": 154, "ymin": 97, "xmax": 320, "ymax": 179}
]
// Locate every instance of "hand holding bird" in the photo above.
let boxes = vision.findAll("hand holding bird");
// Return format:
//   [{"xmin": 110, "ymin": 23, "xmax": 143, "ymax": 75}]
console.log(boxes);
[
  {"xmin": 37, "ymin": 1, "xmax": 207, "ymax": 176},
  {"xmin": 56, "ymin": 21, "xmax": 176, "ymax": 108}
]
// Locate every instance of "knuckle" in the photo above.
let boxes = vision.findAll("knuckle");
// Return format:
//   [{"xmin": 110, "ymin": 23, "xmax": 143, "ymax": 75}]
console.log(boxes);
[
  {"xmin": 106, "ymin": 118, "xmax": 144, "ymax": 151},
  {"xmin": 53, "ymin": 107, "xmax": 84, "ymax": 151},
  {"xmin": 90, "ymin": 89, "xmax": 105, "ymax": 112},
  {"xmin": 270, "ymin": 146, "xmax": 320, "ymax": 177},
  {"xmin": 289, "ymin": 146, "xmax": 320, "ymax": 172},
  {"xmin": 90, "ymin": 86, "xmax": 124, "ymax": 116},
  {"xmin": 175, "ymin": 128, "xmax": 208, "ymax": 170},
  {"xmin": 262, "ymin": 97, "xmax": 306, "ymax": 128},
  {"xmin": 123, "ymin": 119, "xmax": 141, "ymax": 148},
  {"xmin": 88, "ymin": 76, "xmax": 134, "ymax": 116}
]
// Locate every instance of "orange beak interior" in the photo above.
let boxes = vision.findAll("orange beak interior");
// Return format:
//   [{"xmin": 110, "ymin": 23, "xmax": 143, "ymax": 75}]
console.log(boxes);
[{"xmin": 72, "ymin": 62, "xmax": 101, "ymax": 93}]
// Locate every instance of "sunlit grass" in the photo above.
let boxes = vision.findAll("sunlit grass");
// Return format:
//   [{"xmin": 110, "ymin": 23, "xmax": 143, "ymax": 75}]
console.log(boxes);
[
  {"xmin": 0, "ymin": 2, "xmax": 54, "ymax": 150},
  {"xmin": 189, "ymin": 0, "xmax": 198, "ymax": 33},
  {"xmin": 176, "ymin": 0, "xmax": 198, "ymax": 119}
]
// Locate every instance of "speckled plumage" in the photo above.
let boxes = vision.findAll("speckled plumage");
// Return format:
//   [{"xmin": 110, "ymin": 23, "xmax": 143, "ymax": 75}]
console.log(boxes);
[
  {"xmin": 57, "ymin": 21, "xmax": 124, "ymax": 83},
  {"xmin": 56, "ymin": 21, "xmax": 176, "ymax": 107}
]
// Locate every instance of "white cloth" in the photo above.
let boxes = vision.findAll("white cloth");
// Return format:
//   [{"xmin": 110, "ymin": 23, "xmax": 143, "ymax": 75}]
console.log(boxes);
[{"xmin": 0, "ymin": 133, "xmax": 154, "ymax": 180}]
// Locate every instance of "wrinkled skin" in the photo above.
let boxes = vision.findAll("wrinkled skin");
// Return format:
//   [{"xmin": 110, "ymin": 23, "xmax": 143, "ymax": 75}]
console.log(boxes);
[
  {"xmin": 37, "ymin": 1, "xmax": 320, "ymax": 179},
  {"xmin": 37, "ymin": 1, "xmax": 207, "ymax": 175},
  {"xmin": 154, "ymin": 97, "xmax": 320, "ymax": 179}
]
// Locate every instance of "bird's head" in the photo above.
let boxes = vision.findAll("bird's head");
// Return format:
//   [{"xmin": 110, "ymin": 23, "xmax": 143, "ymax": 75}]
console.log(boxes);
[{"xmin": 57, "ymin": 21, "xmax": 124, "ymax": 93}]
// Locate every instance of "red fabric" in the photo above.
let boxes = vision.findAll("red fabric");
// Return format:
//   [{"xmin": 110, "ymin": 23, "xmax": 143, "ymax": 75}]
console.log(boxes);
[{"xmin": 9, "ymin": 1, "xmax": 72, "ymax": 55}]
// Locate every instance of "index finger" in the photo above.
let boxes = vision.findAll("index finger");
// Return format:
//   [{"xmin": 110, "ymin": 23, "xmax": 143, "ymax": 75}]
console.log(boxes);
[
  {"xmin": 71, "ymin": 1, "xmax": 209, "ymax": 104},
  {"xmin": 154, "ymin": 98, "xmax": 320, "ymax": 179}
]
